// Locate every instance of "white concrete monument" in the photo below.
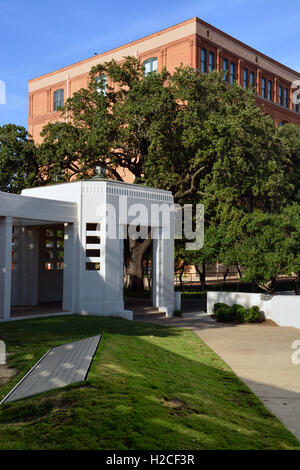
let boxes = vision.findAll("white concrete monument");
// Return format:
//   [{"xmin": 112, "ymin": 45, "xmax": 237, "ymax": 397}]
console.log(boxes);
[{"xmin": 0, "ymin": 180, "xmax": 175, "ymax": 322}]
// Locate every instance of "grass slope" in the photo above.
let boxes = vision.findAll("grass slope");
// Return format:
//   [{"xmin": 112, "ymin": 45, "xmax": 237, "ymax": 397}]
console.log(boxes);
[{"xmin": 0, "ymin": 315, "xmax": 298, "ymax": 450}]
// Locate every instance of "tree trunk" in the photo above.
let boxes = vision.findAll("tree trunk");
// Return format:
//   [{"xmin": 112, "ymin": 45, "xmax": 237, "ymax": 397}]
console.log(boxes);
[
  {"xmin": 236, "ymin": 264, "xmax": 242, "ymax": 279},
  {"xmin": 195, "ymin": 263, "xmax": 206, "ymax": 290},
  {"xmin": 223, "ymin": 267, "xmax": 229, "ymax": 282},
  {"xmin": 127, "ymin": 237, "xmax": 152, "ymax": 291},
  {"xmin": 176, "ymin": 262, "xmax": 185, "ymax": 289},
  {"xmin": 145, "ymin": 258, "xmax": 151, "ymax": 290}
]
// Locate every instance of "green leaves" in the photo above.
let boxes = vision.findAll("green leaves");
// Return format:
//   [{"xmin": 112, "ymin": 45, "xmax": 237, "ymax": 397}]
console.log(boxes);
[
  {"xmin": 219, "ymin": 205, "xmax": 300, "ymax": 293},
  {"xmin": 0, "ymin": 124, "xmax": 39, "ymax": 193},
  {"xmin": 33, "ymin": 56, "xmax": 300, "ymax": 291},
  {"xmin": 37, "ymin": 59, "xmax": 290, "ymax": 214}
]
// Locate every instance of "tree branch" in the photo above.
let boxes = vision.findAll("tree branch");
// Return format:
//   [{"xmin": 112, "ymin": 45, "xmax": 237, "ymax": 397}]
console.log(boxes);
[{"xmin": 174, "ymin": 166, "xmax": 206, "ymax": 200}]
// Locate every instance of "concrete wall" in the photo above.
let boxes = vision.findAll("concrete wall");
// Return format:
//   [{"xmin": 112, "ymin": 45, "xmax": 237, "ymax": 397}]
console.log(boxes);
[
  {"xmin": 11, "ymin": 227, "xmax": 39, "ymax": 307},
  {"xmin": 23, "ymin": 180, "xmax": 175, "ymax": 320},
  {"xmin": 207, "ymin": 291, "xmax": 300, "ymax": 329}
]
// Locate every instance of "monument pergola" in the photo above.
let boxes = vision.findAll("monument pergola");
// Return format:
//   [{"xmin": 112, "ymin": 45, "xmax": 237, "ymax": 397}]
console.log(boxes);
[{"xmin": 0, "ymin": 180, "xmax": 175, "ymax": 322}]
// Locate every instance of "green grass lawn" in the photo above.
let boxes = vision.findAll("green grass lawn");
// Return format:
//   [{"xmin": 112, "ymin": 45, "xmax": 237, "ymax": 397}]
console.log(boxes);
[{"xmin": 0, "ymin": 315, "xmax": 298, "ymax": 450}]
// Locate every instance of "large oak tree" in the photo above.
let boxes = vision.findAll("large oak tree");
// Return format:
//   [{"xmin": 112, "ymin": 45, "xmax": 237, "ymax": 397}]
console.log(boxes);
[{"xmin": 38, "ymin": 57, "xmax": 291, "ymax": 290}]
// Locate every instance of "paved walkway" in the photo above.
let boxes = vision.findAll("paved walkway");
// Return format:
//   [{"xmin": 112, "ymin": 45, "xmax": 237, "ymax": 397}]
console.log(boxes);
[{"xmin": 135, "ymin": 306, "xmax": 300, "ymax": 442}]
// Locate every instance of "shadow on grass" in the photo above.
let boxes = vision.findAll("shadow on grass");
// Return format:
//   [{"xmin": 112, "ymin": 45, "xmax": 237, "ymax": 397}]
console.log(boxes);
[{"xmin": 0, "ymin": 315, "xmax": 298, "ymax": 450}]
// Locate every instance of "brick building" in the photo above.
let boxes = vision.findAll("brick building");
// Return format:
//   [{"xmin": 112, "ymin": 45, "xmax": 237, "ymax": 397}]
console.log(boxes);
[{"xmin": 28, "ymin": 16, "xmax": 300, "ymax": 143}]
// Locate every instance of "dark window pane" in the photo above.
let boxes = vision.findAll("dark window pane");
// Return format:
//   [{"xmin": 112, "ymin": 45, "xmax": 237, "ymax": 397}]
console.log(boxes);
[
  {"xmin": 86, "ymin": 236, "xmax": 100, "ymax": 244},
  {"xmin": 268, "ymin": 80, "xmax": 273, "ymax": 101},
  {"xmin": 86, "ymin": 249, "xmax": 101, "ymax": 258},
  {"xmin": 201, "ymin": 48, "xmax": 207, "ymax": 73},
  {"xmin": 284, "ymin": 88, "xmax": 289, "ymax": 108},
  {"xmin": 279, "ymin": 86, "xmax": 283, "ymax": 106},
  {"xmin": 209, "ymin": 52, "xmax": 214, "ymax": 72},
  {"xmin": 262, "ymin": 77, "xmax": 266, "ymax": 98},
  {"xmin": 243, "ymin": 68, "xmax": 248, "ymax": 88},
  {"xmin": 230, "ymin": 62, "xmax": 235, "ymax": 84},
  {"xmin": 86, "ymin": 262, "xmax": 100, "ymax": 271},
  {"xmin": 86, "ymin": 223, "xmax": 100, "ymax": 231}
]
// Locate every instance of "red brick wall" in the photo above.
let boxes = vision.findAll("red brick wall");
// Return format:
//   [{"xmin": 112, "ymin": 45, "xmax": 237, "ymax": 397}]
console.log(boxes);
[{"xmin": 28, "ymin": 17, "xmax": 300, "ymax": 143}]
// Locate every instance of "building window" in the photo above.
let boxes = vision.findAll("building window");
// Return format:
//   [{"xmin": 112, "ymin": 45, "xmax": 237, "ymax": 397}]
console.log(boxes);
[
  {"xmin": 250, "ymin": 71, "xmax": 255, "ymax": 90},
  {"xmin": 53, "ymin": 89, "xmax": 64, "ymax": 111},
  {"xmin": 143, "ymin": 58, "xmax": 157, "ymax": 75},
  {"xmin": 268, "ymin": 80, "xmax": 273, "ymax": 101},
  {"xmin": 201, "ymin": 48, "xmax": 207, "ymax": 73},
  {"xmin": 279, "ymin": 85, "xmax": 283, "ymax": 106},
  {"xmin": 280, "ymin": 121, "xmax": 288, "ymax": 127},
  {"xmin": 284, "ymin": 88, "xmax": 289, "ymax": 108},
  {"xmin": 95, "ymin": 75, "xmax": 107, "ymax": 95},
  {"xmin": 12, "ymin": 227, "xmax": 19, "ymax": 272},
  {"xmin": 295, "ymin": 103, "xmax": 299, "ymax": 113},
  {"xmin": 223, "ymin": 58, "xmax": 229, "ymax": 81},
  {"xmin": 243, "ymin": 68, "xmax": 248, "ymax": 88},
  {"xmin": 209, "ymin": 52, "xmax": 215, "ymax": 72},
  {"xmin": 230, "ymin": 62, "xmax": 236, "ymax": 84},
  {"xmin": 85, "ymin": 222, "xmax": 101, "ymax": 271},
  {"xmin": 262, "ymin": 77, "xmax": 267, "ymax": 98},
  {"xmin": 43, "ymin": 227, "xmax": 64, "ymax": 271}
]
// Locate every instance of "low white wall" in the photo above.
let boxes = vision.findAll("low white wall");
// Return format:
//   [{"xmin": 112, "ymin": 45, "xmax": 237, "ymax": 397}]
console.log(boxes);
[
  {"xmin": 272, "ymin": 297, "xmax": 300, "ymax": 329},
  {"xmin": 207, "ymin": 292, "xmax": 273, "ymax": 317},
  {"xmin": 207, "ymin": 292, "xmax": 300, "ymax": 329},
  {"xmin": 175, "ymin": 292, "xmax": 181, "ymax": 311}
]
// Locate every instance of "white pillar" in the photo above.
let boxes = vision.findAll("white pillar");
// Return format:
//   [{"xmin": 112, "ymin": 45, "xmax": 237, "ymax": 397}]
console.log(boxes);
[
  {"xmin": 0, "ymin": 217, "xmax": 12, "ymax": 320},
  {"xmin": 152, "ymin": 233, "xmax": 159, "ymax": 308},
  {"xmin": 157, "ymin": 237, "xmax": 175, "ymax": 317},
  {"xmin": 104, "ymin": 234, "xmax": 125, "ymax": 314},
  {"xmin": 152, "ymin": 225, "xmax": 175, "ymax": 317},
  {"xmin": 119, "ymin": 225, "xmax": 125, "ymax": 304},
  {"xmin": 63, "ymin": 222, "xmax": 79, "ymax": 313}
]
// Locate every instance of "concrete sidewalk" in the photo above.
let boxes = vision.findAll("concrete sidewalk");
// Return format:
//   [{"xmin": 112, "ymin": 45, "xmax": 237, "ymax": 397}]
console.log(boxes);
[{"xmin": 135, "ymin": 310, "xmax": 300, "ymax": 442}]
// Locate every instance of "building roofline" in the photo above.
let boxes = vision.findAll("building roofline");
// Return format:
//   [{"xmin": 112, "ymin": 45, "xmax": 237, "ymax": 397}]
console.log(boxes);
[
  {"xmin": 195, "ymin": 17, "xmax": 300, "ymax": 78},
  {"xmin": 28, "ymin": 17, "xmax": 196, "ymax": 83},
  {"xmin": 28, "ymin": 16, "xmax": 300, "ymax": 84},
  {"xmin": 22, "ymin": 179, "xmax": 173, "ymax": 195}
]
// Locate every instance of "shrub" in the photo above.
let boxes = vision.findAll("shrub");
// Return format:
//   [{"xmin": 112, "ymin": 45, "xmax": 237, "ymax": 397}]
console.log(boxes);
[
  {"xmin": 236, "ymin": 305, "xmax": 263, "ymax": 324},
  {"xmin": 214, "ymin": 303, "xmax": 228, "ymax": 313},
  {"xmin": 213, "ymin": 303, "xmax": 235, "ymax": 322},
  {"xmin": 173, "ymin": 309, "xmax": 183, "ymax": 317},
  {"xmin": 213, "ymin": 303, "xmax": 264, "ymax": 324}
]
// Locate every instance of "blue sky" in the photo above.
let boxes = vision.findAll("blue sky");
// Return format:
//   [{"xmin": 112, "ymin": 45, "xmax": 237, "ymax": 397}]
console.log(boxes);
[{"xmin": 0, "ymin": 0, "xmax": 300, "ymax": 131}]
